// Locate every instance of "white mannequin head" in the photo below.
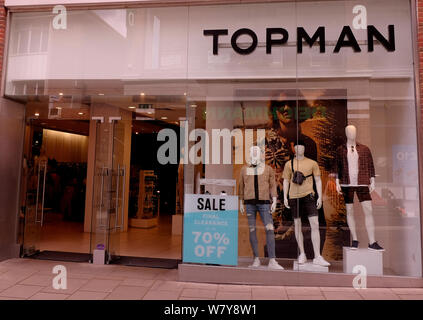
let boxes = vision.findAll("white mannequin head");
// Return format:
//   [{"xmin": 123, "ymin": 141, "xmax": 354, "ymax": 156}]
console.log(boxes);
[
  {"xmin": 249, "ymin": 146, "xmax": 262, "ymax": 165},
  {"xmin": 345, "ymin": 125, "xmax": 357, "ymax": 141},
  {"xmin": 294, "ymin": 141, "xmax": 305, "ymax": 158}
]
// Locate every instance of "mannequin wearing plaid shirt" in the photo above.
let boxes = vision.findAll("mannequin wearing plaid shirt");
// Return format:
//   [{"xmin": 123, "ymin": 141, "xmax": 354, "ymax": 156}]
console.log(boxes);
[{"xmin": 335, "ymin": 125, "xmax": 384, "ymax": 251}]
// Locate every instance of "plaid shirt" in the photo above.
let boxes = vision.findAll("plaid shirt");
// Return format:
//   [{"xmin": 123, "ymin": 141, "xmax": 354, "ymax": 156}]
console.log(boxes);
[{"xmin": 335, "ymin": 142, "xmax": 375, "ymax": 185}]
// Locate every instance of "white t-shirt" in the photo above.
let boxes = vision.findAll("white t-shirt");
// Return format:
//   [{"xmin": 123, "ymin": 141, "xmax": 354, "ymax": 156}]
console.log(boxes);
[{"xmin": 341, "ymin": 143, "xmax": 366, "ymax": 187}]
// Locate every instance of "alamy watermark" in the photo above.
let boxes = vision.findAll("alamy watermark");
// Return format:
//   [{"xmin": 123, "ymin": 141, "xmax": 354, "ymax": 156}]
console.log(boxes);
[{"xmin": 157, "ymin": 121, "xmax": 266, "ymax": 166}]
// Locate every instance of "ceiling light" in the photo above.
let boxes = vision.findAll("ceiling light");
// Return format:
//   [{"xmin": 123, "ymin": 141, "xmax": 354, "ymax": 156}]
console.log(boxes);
[
  {"xmin": 34, "ymin": 113, "xmax": 40, "ymax": 117},
  {"xmin": 78, "ymin": 112, "xmax": 84, "ymax": 115},
  {"xmin": 128, "ymin": 106, "xmax": 136, "ymax": 109},
  {"xmin": 161, "ymin": 116, "xmax": 168, "ymax": 120},
  {"xmin": 59, "ymin": 92, "xmax": 63, "ymax": 96},
  {"xmin": 98, "ymin": 93, "xmax": 104, "ymax": 96},
  {"xmin": 147, "ymin": 112, "xmax": 153, "ymax": 114},
  {"xmin": 190, "ymin": 104, "xmax": 197, "ymax": 108},
  {"xmin": 140, "ymin": 92, "xmax": 145, "ymax": 96},
  {"xmin": 184, "ymin": 92, "xmax": 187, "ymax": 96},
  {"xmin": 56, "ymin": 107, "xmax": 62, "ymax": 110},
  {"xmin": 135, "ymin": 132, "xmax": 139, "ymax": 135}
]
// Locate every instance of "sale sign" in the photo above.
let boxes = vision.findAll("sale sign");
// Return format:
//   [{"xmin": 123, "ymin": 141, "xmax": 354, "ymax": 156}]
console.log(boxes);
[{"xmin": 183, "ymin": 194, "xmax": 238, "ymax": 266}]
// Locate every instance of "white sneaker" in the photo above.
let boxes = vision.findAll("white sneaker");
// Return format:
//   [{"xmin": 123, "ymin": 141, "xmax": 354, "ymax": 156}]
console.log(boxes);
[
  {"xmin": 298, "ymin": 253, "xmax": 307, "ymax": 264},
  {"xmin": 249, "ymin": 257, "xmax": 261, "ymax": 268},
  {"xmin": 313, "ymin": 255, "xmax": 330, "ymax": 267},
  {"xmin": 268, "ymin": 258, "xmax": 284, "ymax": 270}
]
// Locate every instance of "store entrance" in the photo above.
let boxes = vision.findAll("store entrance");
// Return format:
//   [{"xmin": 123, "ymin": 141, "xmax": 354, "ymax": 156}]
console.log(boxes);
[
  {"xmin": 121, "ymin": 115, "xmax": 181, "ymax": 262},
  {"xmin": 19, "ymin": 101, "xmax": 91, "ymax": 261},
  {"xmin": 88, "ymin": 100, "xmax": 184, "ymax": 267}
]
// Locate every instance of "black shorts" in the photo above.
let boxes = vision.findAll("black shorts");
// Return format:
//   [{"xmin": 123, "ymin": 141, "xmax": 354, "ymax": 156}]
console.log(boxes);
[
  {"xmin": 341, "ymin": 186, "xmax": 372, "ymax": 204},
  {"xmin": 288, "ymin": 193, "xmax": 318, "ymax": 219}
]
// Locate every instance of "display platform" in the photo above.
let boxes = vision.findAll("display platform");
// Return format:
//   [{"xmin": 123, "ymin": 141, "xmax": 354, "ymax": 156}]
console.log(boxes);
[
  {"xmin": 129, "ymin": 217, "xmax": 158, "ymax": 228},
  {"xmin": 178, "ymin": 258, "xmax": 423, "ymax": 288},
  {"xmin": 343, "ymin": 247, "xmax": 384, "ymax": 276},
  {"xmin": 293, "ymin": 261, "xmax": 329, "ymax": 273}
]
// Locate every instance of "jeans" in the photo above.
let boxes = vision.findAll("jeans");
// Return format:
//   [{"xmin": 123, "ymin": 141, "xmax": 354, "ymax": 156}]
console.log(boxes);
[{"xmin": 245, "ymin": 203, "xmax": 276, "ymax": 259}]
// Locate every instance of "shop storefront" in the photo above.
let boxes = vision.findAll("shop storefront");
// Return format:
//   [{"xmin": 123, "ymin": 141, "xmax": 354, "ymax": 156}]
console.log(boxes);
[{"xmin": 3, "ymin": 0, "xmax": 423, "ymax": 286}]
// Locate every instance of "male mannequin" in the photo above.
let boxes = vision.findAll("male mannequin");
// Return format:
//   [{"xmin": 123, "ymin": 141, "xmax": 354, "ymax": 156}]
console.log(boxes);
[
  {"xmin": 283, "ymin": 141, "xmax": 330, "ymax": 267},
  {"xmin": 335, "ymin": 125, "xmax": 384, "ymax": 251},
  {"xmin": 239, "ymin": 146, "xmax": 283, "ymax": 270}
]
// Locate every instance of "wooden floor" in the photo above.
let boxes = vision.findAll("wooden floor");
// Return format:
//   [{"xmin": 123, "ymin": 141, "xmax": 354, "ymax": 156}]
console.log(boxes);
[{"xmin": 39, "ymin": 212, "xmax": 182, "ymax": 259}]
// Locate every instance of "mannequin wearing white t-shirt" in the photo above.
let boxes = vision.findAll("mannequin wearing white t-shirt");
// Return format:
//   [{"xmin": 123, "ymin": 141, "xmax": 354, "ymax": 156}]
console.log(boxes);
[{"xmin": 335, "ymin": 125, "xmax": 376, "ymax": 246}]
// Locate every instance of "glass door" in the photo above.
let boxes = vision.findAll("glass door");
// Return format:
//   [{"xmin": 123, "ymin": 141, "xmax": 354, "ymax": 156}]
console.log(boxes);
[
  {"xmin": 90, "ymin": 117, "xmax": 111, "ymax": 263},
  {"xmin": 107, "ymin": 119, "xmax": 126, "ymax": 263},
  {"xmin": 22, "ymin": 157, "xmax": 47, "ymax": 256},
  {"xmin": 21, "ymin": 119, "xmax": 47, "ymax": 256},
  {"xmin": 89, "ymin": 116, "xmax": 125, "ymax": 264}
]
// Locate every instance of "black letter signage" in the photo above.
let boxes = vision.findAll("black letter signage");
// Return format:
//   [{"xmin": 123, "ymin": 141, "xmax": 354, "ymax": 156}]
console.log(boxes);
[
  {"xmin": 231, "ymin": 28, "xmax": 258, "ymax": 55},
  {"xmin": 297, "ymin": 27, "xmax": 326, "ymax": 53},
  {"xmin": 334, "ymin": 26, "xmax": 361, "ymax": 53},
  {"xmin": 368, "ymin": 25, "xmax": 395, "ymax": 52},
  {"xmin": 266, "ymin": 28, "xmax": 289, "ymax": 54},
  {"xmin": 203, "ymin": 29, "xmax": 229, "ymax": 55}
]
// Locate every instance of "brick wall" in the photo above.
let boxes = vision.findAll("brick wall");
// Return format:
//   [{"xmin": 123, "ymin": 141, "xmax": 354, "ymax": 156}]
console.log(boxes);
[
  {"xmin": 0, "ymin": 1, "xmax": 5, "ymax": 82},
  {"xmin": 419, "ymin": 1, "xmax": 423, "ymax": 118}
]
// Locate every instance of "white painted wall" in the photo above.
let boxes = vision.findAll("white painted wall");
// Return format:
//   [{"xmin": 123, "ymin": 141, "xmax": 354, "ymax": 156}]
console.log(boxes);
[{"xmin": 5, "ymin": 0, "xmax": 414, "ymax": 85}]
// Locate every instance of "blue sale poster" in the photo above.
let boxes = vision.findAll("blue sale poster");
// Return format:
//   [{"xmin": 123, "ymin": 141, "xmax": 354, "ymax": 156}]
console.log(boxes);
[{"xmin": 183, "ymin": 194, "xmax": 238, "ymax": 266}]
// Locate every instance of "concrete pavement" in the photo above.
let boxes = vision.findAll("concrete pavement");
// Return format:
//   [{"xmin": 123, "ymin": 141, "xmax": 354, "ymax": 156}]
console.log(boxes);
[{"xmin": 0, "ymin": 258, "xmax": 422, "ymax": 300}]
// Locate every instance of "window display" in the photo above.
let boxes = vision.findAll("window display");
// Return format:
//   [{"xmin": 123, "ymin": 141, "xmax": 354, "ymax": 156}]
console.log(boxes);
[
  {"xmin": 335, "ymin": 125, "xmax": 384, "ymax": 252},
  {"xmin": 238, "ymin": 146, "xmax": 283, "ymax": 269},
  {"xmin": 4, "ymin": 0, "xmax": 422, "ymax": 281},
  {"xmin": 283, "ymin": 141, "xmax": 330, "ymax": 267}
]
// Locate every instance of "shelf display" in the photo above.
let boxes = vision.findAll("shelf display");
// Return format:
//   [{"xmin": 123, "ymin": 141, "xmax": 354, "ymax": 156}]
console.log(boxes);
[{"xmin": 129, "ymin": 170, "xmax": 159, "ymax": 228}]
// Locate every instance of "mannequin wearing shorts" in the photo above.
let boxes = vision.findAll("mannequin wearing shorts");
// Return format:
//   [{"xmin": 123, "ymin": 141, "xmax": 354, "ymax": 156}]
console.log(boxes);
[
  {"xmin": 335, "ymin": 125, "xmax": 384, "ymax": 251},
  {"xmin": 283, "ymin": 141, "xmax": 330, "ymax": 267}
]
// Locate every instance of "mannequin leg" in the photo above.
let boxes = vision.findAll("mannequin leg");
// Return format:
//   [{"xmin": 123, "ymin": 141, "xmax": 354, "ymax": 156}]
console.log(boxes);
[
  {"xmin": 308, "ymin": 216, "xmax": 321, "ymax": 258},
  {"xmin": 245, "ymin": 205, "xmax": 260, "ymax": 258},
  {"xmin": 257, "ymin": 204, "xmax": 276, "ymax": 258},
  {"xmin": 361, "ymin": 201, "xmax": 376, "ymax": 244},
  {"xmin": 346, "ymin": 203, "xmax": 358, "ymax": 241},
  {"xmin": 294, "ymin": 218, "xmax": 305, "ymax": 255}
]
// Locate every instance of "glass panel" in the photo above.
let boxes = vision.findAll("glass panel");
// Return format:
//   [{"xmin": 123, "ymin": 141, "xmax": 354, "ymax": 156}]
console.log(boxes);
[
  {"xmin": 295, "ymin": 0, "xmax": 421, "ymax": 277},
  {"xmin": 5, "ymin": 0, "xmax": 422, "ymax": 277},
  {"xmin": 107, "ymin": 119, "xmax": 126, "ymax": 262},
  {"xmin": 90, "ymin": 120, "xmax": 112, "ymax": 261}
]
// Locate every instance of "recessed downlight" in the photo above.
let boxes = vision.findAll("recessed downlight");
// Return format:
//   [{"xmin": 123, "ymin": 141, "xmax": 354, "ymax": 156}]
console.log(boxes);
[{"xmin": 128, "ymin": 106, "xmax": 136, "ymax": 109}]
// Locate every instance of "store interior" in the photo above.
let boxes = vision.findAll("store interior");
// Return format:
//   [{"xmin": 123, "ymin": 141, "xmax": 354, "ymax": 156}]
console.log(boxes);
[{"xmin": 19, "ymin": 94, "xmax": 185, "ymax": 262}]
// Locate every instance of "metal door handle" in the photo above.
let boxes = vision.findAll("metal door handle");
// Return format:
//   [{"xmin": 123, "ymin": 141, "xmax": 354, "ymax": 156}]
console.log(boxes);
[
  {"xmin": 35, "ymin": 163, "xmax": 41, "ymax": 223},
  {"xmin": 115, "ymin": 165, "xmax": 120, "ymax": 230},
  {"xmin": 99, "ymin": 166, "xmax": 105, "ymax": 228},
  {"xmin": 40, "ymin": 161, "xmax": 47, "ymax": 226},
  {"xmin": 120, "ymin": 166, "xmax": 126, "ymax": 230}
]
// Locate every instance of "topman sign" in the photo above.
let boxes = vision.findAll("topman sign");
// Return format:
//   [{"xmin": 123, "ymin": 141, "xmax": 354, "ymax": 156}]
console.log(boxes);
[{"xmin": 203, "ymin": 25, "xmax": 395, "ymax": 55}]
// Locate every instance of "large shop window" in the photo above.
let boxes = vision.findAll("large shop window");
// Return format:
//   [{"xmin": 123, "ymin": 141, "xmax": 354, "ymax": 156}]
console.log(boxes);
[{"xmin": 4, "ymin": 0, "xmax": 421, "ymax": 277}]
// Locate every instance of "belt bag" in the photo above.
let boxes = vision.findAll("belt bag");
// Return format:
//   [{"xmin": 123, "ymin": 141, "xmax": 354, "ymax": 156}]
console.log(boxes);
[{"xmin": 291, "ymin": 158, "xmax": 312, "ymax": 185}]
